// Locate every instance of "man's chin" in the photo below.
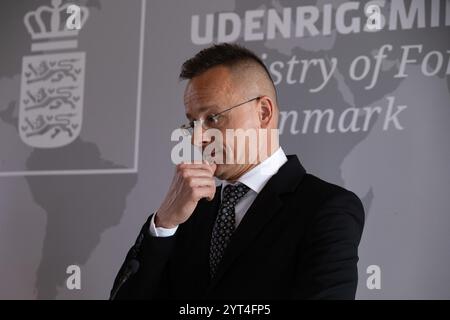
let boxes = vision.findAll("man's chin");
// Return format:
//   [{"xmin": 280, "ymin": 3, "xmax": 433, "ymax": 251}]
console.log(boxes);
[
  {"xmin": 213, "ymin": 163, "xmax": 228, "ymax": 180},
  {"xmin": 213, "ymin": 163, "xmax": 222, "ymax": 176}
]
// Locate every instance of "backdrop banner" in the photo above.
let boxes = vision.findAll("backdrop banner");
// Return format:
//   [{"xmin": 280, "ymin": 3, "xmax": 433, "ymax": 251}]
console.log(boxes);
[{"xmin": 0, "ymin": 0, "xmax": 449, "ymax": 299}]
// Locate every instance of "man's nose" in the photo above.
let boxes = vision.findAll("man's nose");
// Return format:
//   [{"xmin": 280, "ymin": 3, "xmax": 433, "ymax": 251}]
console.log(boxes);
[{"xmin": 191, "ymin": 122, "xmax": 211, "ymax": 147}]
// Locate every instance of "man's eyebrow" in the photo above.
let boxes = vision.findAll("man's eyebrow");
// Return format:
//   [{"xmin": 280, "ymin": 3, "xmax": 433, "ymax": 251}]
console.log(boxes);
[{"xmin": 185, "ymin": 105, "xmax": 219, "ymax": 119}]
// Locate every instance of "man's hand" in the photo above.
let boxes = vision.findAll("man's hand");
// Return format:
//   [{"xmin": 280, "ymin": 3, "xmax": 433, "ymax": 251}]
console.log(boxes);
[{"xmin": 155, "ymin": 162, "xmax": 217, "ymax": 229}]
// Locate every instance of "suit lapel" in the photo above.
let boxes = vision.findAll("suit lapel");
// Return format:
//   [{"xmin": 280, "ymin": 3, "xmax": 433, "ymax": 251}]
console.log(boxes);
[{"xmin": 207, "ymin": 155, "xmax": 306, "ymax": 291}]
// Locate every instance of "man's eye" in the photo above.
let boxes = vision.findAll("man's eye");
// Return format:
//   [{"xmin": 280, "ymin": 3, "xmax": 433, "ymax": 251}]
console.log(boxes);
[{"xmin": 206, "ymin": 115, "xmax": 218, "ymax": 124}]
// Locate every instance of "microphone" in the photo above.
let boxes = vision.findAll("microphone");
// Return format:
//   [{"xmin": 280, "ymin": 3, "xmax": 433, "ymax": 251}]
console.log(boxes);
[{"xmin": 110, "ymin": 259, "xmax": 140, "ymax": 300}]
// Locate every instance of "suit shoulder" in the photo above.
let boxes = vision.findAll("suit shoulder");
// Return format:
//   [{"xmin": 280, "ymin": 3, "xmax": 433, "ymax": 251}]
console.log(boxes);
[
  {"xmin": 296, "ymin": 173, "xmax": 364, "ymax": 213},
  {"xmin": 298, "ymin": 173, "xmax": 350, "ymax": 196}
]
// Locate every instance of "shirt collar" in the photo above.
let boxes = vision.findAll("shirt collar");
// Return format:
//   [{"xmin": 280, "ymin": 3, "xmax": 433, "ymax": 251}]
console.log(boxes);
[{"xmin": 220, "ymin": 147, "xmax": 288, "ymax": 194}]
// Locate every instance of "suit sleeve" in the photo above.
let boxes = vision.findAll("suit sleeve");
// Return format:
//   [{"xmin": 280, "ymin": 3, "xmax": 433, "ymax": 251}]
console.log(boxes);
[
  {"xmin": 110, "ymin": 213, "xmax": 176, "ymax": 300},
  {"xmin": 292, "ymin": 190, "xmax": 365, "ymax": 300}
]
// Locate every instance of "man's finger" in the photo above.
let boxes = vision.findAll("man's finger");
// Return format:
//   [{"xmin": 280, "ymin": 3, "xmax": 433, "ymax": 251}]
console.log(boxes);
[
  {"xmin": 187, "ymin": 177, "xmax": 215, "ymax": 188},
  {"xmin": 193, "ymin": 185, "xmax": 216, "ymax": 201},
  {"xmin": 195, "ymin": 185, "xmax": 216, "ymax": 201},
  {"xmin": 180, "ymin": 168, "xmax": 214, "ymax": 178},
  {"xmin": 178, "ymin": 163, "xmax": 215, "ymax": 175}
]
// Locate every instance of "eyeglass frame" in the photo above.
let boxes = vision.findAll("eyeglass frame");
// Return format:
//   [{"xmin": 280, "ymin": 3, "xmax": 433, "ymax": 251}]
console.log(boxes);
[{"xmin": 179, "ymin": 96, "xmax": 262, "ymax": 135}]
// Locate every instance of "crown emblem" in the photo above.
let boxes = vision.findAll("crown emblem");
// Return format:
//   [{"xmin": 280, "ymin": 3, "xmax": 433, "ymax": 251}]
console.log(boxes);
[{"xmin": 24, "ymin": 0, "xmax": 89, "ymax": 52}]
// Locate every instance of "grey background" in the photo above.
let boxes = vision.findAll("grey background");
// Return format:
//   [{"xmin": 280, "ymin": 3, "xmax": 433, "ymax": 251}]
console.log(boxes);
[{"xmin": 0, "ymin": 0, "xmax": 449, "ymax": 299}]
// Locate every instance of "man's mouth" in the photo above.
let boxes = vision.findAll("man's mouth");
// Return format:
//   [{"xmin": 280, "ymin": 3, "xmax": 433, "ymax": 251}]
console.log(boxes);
[{"xmin": 202, "ymin": 150, "xmax": 222, "ymax": 165}]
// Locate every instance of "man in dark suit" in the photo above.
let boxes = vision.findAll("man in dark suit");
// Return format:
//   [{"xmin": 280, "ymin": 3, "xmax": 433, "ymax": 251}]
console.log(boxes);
[{"xmin": 111, "ymin": 43, "xmax": 365, "ymax": 300}]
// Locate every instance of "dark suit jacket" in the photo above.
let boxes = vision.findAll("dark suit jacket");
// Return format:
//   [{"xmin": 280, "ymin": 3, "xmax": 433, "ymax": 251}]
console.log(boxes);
[{"xmin": 111, "ymin": 155, "xmax": 365, "ymax": 300}]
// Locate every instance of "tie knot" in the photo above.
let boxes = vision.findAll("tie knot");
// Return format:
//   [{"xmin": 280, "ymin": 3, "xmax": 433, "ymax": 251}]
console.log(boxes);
[{"xmin": 222, "ymin": 183, "xmax": 250, "ymax": 205}]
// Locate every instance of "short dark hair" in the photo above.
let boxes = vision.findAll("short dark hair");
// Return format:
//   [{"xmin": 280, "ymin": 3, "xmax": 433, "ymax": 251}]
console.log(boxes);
[{"xmin": 179, "ymin": 43, "xmax": 273, "ymax": 83}]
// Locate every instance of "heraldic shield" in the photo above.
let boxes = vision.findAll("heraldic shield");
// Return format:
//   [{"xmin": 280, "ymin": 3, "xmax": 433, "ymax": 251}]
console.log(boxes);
[{"xmin": 19, "ymin": 52, "xmax": 86, "ymax": 149}]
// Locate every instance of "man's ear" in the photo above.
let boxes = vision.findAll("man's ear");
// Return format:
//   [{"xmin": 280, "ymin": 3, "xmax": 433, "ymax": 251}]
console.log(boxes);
[{"xmin": 259, "ymin": 96, "xmax": 274, "ymax": 129}]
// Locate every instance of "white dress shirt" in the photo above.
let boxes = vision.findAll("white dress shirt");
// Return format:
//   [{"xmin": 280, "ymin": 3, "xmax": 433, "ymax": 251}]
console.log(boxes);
[{"xmin": 149, "ymin": 147, "xmax": 288, "ymax": 237}]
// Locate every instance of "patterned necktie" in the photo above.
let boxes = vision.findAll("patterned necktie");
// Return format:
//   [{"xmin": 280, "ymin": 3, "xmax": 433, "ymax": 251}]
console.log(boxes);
[{"xmin": 209, "ymin": 183, "xmax": 250, "ymax": 278}]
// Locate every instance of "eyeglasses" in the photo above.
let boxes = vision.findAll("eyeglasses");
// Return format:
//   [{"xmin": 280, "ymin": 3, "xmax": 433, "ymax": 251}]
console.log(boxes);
[{"xmin": 179, "ymin": 96, "xmax": 262, "ymax": 136}]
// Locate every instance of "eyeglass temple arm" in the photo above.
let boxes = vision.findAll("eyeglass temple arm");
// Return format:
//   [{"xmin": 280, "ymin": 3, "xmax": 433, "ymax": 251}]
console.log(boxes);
[{"xmin": 213, "ymin": 96, "xmax": 262, "ymax": 118}]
